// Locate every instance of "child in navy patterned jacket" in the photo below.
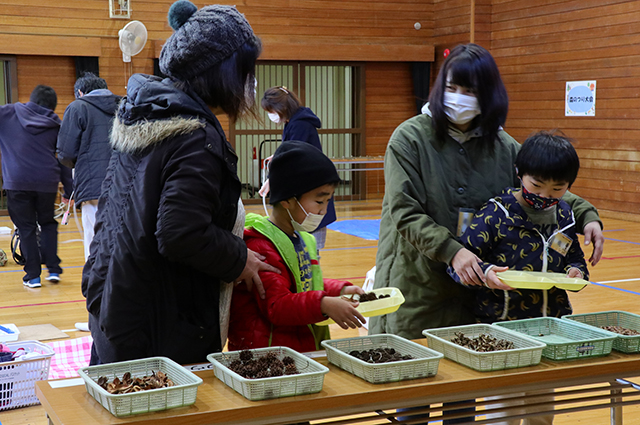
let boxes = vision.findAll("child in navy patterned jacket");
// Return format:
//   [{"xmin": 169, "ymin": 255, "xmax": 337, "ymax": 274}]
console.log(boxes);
[
  {"xmin": 448, "ymin": 130, "xmax": 590, "ymax": 324},
  {"xmin": 447, "ymin": 130, "xmax": 593, "ymax": 425}
]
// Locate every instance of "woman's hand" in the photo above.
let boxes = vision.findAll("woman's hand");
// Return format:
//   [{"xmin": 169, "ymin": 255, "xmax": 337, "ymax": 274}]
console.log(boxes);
[
  {"xmin": 451, "ymin": 248, "xmax": 485, "ymax": 286},
  {"xmin": 236, "ymin": 249, "xmax": 280, "ymax": 299},
  {"xmin": 321, "ymin": 296, "xmax": 366, "ymax": 329},
  {"xmin": 583, "ymin": 221, "xmax": 604, "ymax": 267},
  {"xmin": 258, "ymin": 156, "xmax": 274, "ymax": 197},
  {"xmin": 258, "ymin": 179, "xmax": 270, "ymax": 197}
]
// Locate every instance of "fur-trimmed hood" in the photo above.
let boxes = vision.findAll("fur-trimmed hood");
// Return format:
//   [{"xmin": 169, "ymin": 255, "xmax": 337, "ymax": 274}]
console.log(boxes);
[
  {"xmin": 111, "ymin": 74, "xmax": 213, "ymax": 153},
  {"xmin": 112, "ymin": 115, "xmax": 205, "ymax": 154}
]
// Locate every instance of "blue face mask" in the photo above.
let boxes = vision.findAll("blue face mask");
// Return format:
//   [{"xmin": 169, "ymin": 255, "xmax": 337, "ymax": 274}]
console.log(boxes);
[{"xmin": 521, "ymin": 184, "xmax": 560, "ymax": 210}]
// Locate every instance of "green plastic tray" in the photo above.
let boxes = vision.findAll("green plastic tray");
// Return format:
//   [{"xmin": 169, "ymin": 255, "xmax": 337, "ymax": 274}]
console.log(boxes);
[
  {"xmin": 494, "ymin": 317, "xmax": 615, "ymax": 360},
  {"xmin": 422, "ymin": 324, "xmax": 546, "ymax": 372},
  {"xmin": 563, "ymin": 311, "xmax": 640, "ymax": 353}
]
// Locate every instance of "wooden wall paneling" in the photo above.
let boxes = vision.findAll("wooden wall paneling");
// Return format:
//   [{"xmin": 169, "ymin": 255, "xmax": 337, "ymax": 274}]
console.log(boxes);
[
  {"xmin": 432, "ymin": 0, "xmax": 473, "ymax": 86},
  {"xmin": 365, "ymin": 62, "xmax": 416, "ymax": 198},
  {"xmin": 492, "ymin": 0, "xmax": 640, "ymax": 219},
  {"xmin": 16, "ymin": 56, "xmax": 76, "ymax": 118},
  {"xmin": 472, "ymin": 0, "xmax": 492, "ymax": 48}
]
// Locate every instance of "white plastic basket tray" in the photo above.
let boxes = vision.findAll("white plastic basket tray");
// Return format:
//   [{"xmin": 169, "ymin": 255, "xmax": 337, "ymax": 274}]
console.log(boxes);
[
  {"xmin": 321, "ymin": 334, "xmax": 443, "ymax": 384},
  {"xmin": 0, "ymin": 340, "xmax": 54, "ymax": 411},
  {"xmin": 208, "ymin": 346, "xmax": 329, "ymax": 401},
  {"xmin": 423, "ymin": 324, "xmax": 546, "ymax": 372},
  {"xmin": 78, "ymin": 356, "xmax": 202, "ymax": 417}
]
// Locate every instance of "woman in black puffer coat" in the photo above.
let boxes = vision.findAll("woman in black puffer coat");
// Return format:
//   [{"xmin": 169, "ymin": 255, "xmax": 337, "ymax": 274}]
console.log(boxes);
[{"xmin": 82, "ymin": 1, "xmax": 277, "ymax": 365}]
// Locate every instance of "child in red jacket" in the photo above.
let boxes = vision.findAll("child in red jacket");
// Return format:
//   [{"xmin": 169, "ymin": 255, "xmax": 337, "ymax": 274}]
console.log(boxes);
[{"xmin": 228, "ymin": 141, "xmax": 365, "ymax": 352}]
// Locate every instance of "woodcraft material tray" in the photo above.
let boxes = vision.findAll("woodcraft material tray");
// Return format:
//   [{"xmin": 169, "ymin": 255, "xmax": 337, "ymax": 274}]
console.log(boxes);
[
  {"xmin": 496, "ymin": 270, "xmax": 588, "ymax": 291},
  {"xmin": 316, "ymin": 287, "xmax": 405, "ymax": 326}
]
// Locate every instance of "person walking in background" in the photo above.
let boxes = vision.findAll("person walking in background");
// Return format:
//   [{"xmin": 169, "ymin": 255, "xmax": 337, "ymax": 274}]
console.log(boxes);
[
  {"xmin": 259, "ymin": 86, "xmax": 337, "ymax": 252},
  {"xmin": 0, "ymin": 85, "xmax": 72, "ymax": 288},
  {"xmin": 82, "ymin": 1, "xmax": 276, "ymax": 365},
  {"xmin": 57, "ymin": 72, "xmax": 121, "ymax": 261}
]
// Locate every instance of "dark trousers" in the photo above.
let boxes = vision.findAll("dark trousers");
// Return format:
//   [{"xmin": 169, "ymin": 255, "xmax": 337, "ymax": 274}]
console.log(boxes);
[{"xmin": 7, "ymin": 190, "xmax": 62, "ymax": 281}]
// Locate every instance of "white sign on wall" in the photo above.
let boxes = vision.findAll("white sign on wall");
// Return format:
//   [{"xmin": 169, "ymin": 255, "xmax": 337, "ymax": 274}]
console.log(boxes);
[{"xmin": 565, "ymin": 81, "xmax": 596, "ymax": 116}]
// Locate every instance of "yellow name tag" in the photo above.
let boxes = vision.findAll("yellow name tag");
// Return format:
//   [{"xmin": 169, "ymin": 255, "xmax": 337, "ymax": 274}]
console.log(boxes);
[{"xmin": 549, "ymin": 232, "xmax": 572, "ymax": 256}]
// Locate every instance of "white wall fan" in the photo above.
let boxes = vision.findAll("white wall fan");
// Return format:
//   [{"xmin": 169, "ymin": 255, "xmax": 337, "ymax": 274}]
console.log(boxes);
[{"xmin": 118, "ymin": 20, "xmax": 148, "ymax": 88}]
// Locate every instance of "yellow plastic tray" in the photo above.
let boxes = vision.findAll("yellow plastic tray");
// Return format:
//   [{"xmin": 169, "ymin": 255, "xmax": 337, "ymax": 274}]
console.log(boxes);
[
  {"xmin": 496, "ymin": 270, "xmax": 588, "ymax": 291},
  {"xmin": 316, "ymin": 287, "xmax": 405, "ymax": 326}
]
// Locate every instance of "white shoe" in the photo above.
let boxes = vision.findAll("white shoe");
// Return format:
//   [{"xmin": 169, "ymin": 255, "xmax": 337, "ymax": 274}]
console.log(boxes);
[{"xmin": 75, "ymin": 322, "xmax": 89, "ymax": 332}]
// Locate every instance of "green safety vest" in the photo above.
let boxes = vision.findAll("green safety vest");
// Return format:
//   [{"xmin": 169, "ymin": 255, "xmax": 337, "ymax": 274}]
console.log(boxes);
[{"xmin": 245, "ymin": 213, "xmax": 331, "ymax": 350}]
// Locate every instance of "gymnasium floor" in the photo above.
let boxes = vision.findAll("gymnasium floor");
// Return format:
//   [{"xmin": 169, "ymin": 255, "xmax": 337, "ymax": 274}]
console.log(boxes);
[{"xmin": 1, "ymin": 199, "xmax": 640, "ymax": 424}]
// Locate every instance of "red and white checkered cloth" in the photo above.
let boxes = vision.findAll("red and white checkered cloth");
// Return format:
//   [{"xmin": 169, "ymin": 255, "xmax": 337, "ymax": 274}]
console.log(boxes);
[{"xmin": 46, "ymin": 336, "xmax": 93, "ymax": 380}]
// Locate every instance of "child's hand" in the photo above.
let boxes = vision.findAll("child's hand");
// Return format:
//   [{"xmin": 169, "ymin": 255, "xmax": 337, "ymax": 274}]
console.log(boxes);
[
  {"xmin": 340, "ymin": 285, "xmax": 365, "ymax": 297},
  {"xmin": 321, "ymin": 296, "xmax": 366, "ymax": 330},
  {"xmin": 485, "ymin": 266, "xmax": 513, "ymax": 290},
  {"xmin": 566, "ymin": 267, "xmax": 584, "ymax": 279}
]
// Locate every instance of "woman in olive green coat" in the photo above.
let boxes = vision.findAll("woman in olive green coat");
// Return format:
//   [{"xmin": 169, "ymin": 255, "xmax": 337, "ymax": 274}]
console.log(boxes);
[{"xmin": 369, "ymin": 44, "xmax": 604, "ymax": 341}]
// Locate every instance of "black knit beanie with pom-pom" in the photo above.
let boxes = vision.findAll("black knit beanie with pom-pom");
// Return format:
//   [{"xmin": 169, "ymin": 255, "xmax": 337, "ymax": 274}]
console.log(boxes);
[{"xmin": 159, "ymin": 0, "xmax": 256, "ymax": 81}]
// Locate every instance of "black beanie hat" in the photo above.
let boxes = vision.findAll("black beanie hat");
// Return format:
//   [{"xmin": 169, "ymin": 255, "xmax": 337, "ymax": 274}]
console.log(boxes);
[{"xmin": 269, "ymin": 141, "xmax": 340, "ymax": 204}]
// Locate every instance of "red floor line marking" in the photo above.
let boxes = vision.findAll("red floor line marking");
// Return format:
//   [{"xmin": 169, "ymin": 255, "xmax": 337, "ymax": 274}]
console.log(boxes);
[
  {"xmin": 601, "ymin": 254, "xmax": 640, "ymax": 260},
  {"xmin": 1, "ymin": 278, "xmax": 369, "ymax": 310},
  {"xmin": 0, "ymin": 299, "xmax": 85, "ymax": 309}
]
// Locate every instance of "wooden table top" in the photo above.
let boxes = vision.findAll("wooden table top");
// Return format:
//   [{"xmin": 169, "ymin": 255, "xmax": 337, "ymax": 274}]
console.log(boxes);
[{"xmin": 36, "ymin": 339, "xmax": 640, "ymax": 425}]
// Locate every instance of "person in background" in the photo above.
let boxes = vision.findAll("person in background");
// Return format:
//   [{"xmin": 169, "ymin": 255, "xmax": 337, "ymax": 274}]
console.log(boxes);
[
  {"xmin": 229, "ymin": 141, "xmax": 365, "ymax": 353},
  {"xmin": 57, "ymin": 72, "xmax": 121, "ymax": 261},
  {"xmin": 259, "ymin": 86, "xmax": 337, "ymax": 252},
  {"xmin": 447, "ymin": 130, "xmax": 589, "ymax": 425},
  {"xmin": 370, "ymin": 43, "xmax": 604, "ymax": 424},
  {"xmin": 82, "ymin": 0, "xmax": 276, "ymax": 365},
  {"xmin": 0, "ymin": 85, "xmax": 72, "ymax": 288}
]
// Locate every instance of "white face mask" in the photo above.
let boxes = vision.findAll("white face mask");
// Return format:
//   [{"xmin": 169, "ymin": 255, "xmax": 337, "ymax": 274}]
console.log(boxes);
[
  {"xmin": 443, "ymin": 92, "xmax": 481, "ymax": 125},
  {"xmin": 268, "ymin": 112, "xmax": 281, "ymax": 124},
  {"xmin": 287, "ymin": 199, "xmax": 324, "ymax": 233}
]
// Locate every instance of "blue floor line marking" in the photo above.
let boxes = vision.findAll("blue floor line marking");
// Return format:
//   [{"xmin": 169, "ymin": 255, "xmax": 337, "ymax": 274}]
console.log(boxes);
[
  {"xmin": 603, "ymin": 229, "xmax": 625, "ymax": 232},
  {"xmin": 323, "ymin": 246, "xmax": 377, "ymax": 251},
  {"xmin": 334, "ymin": 215, "xmax": 381, "ymax": 220},
  {"xmin": 603, "ymin": 237, "xmax": 640, "ymax": 246},
  {"xmin": 590, "ymin": 281, "xmax": 640, "ymax": 296}
]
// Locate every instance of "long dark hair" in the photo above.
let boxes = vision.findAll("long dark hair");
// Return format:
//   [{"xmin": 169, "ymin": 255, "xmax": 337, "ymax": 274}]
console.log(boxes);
[
  {"xmin": 428, "ymin": 43, "xmax": 508, "ymax": 147},
  {"xmin": 175, "ymin": 35, "xmax": 262, "ymax": 122}
]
